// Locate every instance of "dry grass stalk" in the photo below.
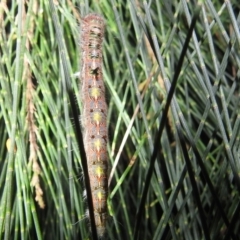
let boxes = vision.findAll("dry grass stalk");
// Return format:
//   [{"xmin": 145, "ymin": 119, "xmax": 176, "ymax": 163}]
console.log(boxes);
[{"xmin": 23, "ymin": 0, "xmax": 45, "ymax": 209}]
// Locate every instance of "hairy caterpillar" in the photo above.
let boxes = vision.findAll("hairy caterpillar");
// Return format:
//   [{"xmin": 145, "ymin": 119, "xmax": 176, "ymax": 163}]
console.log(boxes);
[{"xmin": 80, "ymin": 13, "xmax": 108, "ymax": 237}]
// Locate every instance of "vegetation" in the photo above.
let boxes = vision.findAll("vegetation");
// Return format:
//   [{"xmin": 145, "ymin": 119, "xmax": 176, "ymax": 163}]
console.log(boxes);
[{"xmin": 0, "ymin": 0, "xmax": 240, "ymax": 239}]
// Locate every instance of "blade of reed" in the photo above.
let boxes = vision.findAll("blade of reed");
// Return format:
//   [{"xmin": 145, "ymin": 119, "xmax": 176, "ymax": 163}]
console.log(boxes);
[{"xmin": 133, "ymin": 4, "xmax": 201, "ymax": 239}]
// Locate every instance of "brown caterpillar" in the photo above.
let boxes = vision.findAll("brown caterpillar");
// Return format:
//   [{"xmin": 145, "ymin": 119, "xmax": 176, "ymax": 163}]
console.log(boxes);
[{"xmin": 80, "ymin": 13, "xmax": 108, "ymax": 237}]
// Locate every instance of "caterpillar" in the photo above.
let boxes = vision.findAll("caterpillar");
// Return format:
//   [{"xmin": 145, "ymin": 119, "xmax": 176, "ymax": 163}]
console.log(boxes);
[{"xmin": 80, "ymin": 13, "xmax": 108, "ymax": 238}]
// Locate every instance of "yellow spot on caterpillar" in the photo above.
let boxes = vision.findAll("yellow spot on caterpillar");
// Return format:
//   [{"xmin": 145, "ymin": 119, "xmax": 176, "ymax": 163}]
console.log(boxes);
[
  {"xmin": 96, "ymin": 166, "xmax": 103, "ymax": 176},
  {"xmin": 6, "ymin": 138, "xmax": 17, "ymax": 153},
  {"xmin": 94, "ymin": 139, "xmax": 102, "ymax": 150},
  {"xmin": 97, "ymin": 191, "xmax": 103, "ymax": 200},
  {"xmin": 93, "ymin": 112, "xmax": 102, "ymax": 123},
  {"xmin": 90, "ymin": 87, "xmax": 101, "ymax": 99}
]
